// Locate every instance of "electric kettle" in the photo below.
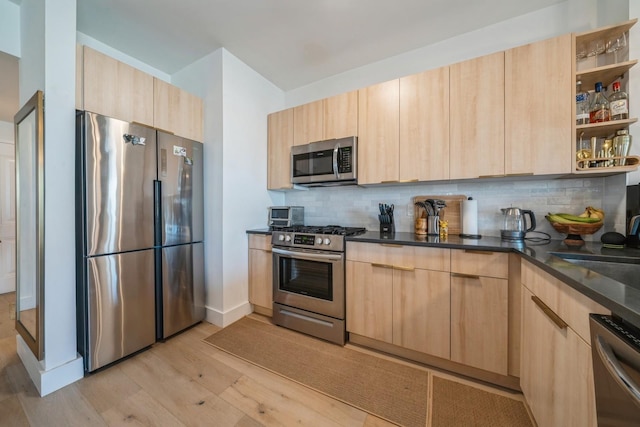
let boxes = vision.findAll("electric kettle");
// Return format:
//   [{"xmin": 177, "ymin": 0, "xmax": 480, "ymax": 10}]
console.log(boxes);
[{"xmin": 500, "ymin": 207, "xmax": 536, "ymax": 241}]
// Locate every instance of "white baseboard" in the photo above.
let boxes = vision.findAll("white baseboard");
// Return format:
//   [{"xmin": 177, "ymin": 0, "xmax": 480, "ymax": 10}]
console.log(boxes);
[
  {"xmin": 16, "ymin": 335, "xmax": 84, "ymax": 397},
  {"xmin": 205, "ymin": 301, "xmax": 252, "ymax": 328}
]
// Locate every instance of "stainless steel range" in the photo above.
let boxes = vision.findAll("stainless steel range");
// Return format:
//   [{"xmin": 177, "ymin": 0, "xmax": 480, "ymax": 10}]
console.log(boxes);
[{"xmin": 272, "ymin": 225, "xmax": 366, "ymax": 345}]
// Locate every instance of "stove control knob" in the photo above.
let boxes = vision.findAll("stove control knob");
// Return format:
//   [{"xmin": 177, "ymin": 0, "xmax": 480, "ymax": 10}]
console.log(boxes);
[
  {"xmin": 316, "ymin": 237, "xmax": 323, "ymax": 245},
  {"xmin": 285, "ymin": 235, "xmax": 291, "ymax": 242},
  {"xmin": 278, "ymin": 235, "xmax": 285, "ymax": 241},
  {"xmin": 324, "ymin": 238, "xmax": 331, "ymax": 245}
]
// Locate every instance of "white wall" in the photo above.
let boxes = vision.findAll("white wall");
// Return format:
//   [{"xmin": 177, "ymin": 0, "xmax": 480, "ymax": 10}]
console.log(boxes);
[
  {"xmin": 0, "ymin": 121, "xmax": 13, "ymax": 142},
  {"xmin": 0, "ymin": 0, "xmax": 20, "ymax": 58},
  {"xmin": 17, "ymin": 0, "xmax": 83, "ymax": 396},
  {"xmin": 172, "ymin": 48, "xmax": 284, "ymax": 326}
]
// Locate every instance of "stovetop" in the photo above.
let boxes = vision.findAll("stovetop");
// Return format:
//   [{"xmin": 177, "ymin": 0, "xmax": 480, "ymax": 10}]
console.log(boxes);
[
  {"xmin": 271, "ymin": 225, "xmax": 367, "ymax": 251},
  {"xmin": 275, "ymin": 225, "xmax": 367, "ymax": 236}
]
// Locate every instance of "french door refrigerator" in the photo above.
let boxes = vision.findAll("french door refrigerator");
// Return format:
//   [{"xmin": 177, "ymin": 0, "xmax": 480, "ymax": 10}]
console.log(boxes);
[{"xmin": 76, "ymin": 112, "xmax": 204, "ymax": 372}]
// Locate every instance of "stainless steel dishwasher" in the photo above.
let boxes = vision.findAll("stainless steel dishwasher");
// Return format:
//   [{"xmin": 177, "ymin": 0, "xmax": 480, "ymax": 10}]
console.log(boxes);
[{"xmin": 589, "ymin": 314, "xmax": 640, "ymax": 426}]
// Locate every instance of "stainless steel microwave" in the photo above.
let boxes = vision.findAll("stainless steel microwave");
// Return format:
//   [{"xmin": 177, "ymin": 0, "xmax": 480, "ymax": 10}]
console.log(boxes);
[{"xmin": 291, "ymin": 136, "xmax": 357, "ymax": 186}]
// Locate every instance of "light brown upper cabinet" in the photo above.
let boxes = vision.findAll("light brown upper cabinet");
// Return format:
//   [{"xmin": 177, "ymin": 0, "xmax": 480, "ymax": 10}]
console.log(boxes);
[
  {"xmin": 81, "ymin": 46, "xmax": 154, "ymax": 126},
  {"xmin": 293, "ymin": 91, "xmax": 358, "ymax": 146},
  {"xmin": 293, "ymin": 100, "xmax": 323, "ymax": 146},
  {"xmin": 450, "ymin": 52, "xmax": 505, "ymax": 180},
  {"xmin": 505, "ymin": 34, "xmax": 573, "ymax": 175},
  {"xmin": 153, "ymin": 78, "xmax": 204, "ymax": 141},
  {"xmin": 324, "ymin": 91, "xmax": 358, "ymax": 140},
  {"xmin": 399, "ymin": 67, "xmax": 450, "ymax": 182},
  {"xmin": 358, "ymin": 80, "xmax": 400, "ymax": 184},
  {"xmin": 267, "ymin": 109, "xmax": 294, "ymax": 190}
]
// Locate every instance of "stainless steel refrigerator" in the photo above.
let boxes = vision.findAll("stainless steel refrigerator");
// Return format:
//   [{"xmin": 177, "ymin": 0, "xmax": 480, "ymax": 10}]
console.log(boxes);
[{"xmin": 76, "ymin": 112, "xmax": 205, "ymax": 372}]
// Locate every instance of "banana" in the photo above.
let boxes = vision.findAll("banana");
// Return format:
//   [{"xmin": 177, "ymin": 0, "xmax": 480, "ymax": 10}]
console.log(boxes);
[
  {"xmin": 546, "ymin": 213, "xmax": 601, "ymax": 224},
  {"xmin": 554, "ymin": 213, "xmax": 602, "ymax": 223},
  {"xmin": 586, "ymin": 206, "xmax": 605, "ymax": 220}
]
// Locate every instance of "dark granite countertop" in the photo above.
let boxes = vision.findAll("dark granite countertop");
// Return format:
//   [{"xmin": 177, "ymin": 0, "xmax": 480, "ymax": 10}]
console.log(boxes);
[
  {"xmin": 246, "ymin": 228, "xmax": 272, "ymax": 235},
  {"xmin": 348, "ymin": 231, "xmax": 640, "ymax": 328}
]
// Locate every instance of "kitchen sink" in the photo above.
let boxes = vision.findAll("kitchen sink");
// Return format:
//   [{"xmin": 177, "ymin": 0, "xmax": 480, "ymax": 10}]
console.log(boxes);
[{"xmin": 550, "ymin": 252, "xmax": 640, "ymax": 291}]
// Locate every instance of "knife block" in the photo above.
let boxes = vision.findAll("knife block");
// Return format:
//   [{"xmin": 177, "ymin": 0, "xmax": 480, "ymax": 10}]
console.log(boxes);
[{"xmin": 380, "ymin": 222, "xmax": 395, "ymax": 234}]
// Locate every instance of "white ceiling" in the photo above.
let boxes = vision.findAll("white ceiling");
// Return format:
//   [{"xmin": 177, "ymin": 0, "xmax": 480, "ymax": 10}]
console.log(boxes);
[{"xmin": 1, "ymin": 0, "xmax": 565, "ymax": 122}]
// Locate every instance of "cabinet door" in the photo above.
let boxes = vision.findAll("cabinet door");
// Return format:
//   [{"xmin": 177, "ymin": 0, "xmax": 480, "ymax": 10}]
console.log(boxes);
[
  {"xmin": 248, "ymin": 248, "xmax": 273, "ymax": 313},
  {"xmin": 293, "ymin": 100, "xmax": 323, "ymax": 146},
  {"xmin": 521, "ymin": 287, "xmax": 597, "ymax": 427},
  {"xmin": 357, "ymin": 80, "xmax": 400, "ymax": 184},
  {"xmin": 450, "ymin": 52, "xmax": 505, "ymax": 179},
  {"xmin": 267, "ymin": 109, "xmax": 294, "ymax": 190},
  {"xmin": 82, "ymin": 46, "xmax": 154, "ymax": 125},
  {"xmin": 505, "ymin": 34, "xmax": 573, "ymax": 175},
  {"xmin": 346, "ymin": 261, "xmax": 393, "ymax": 343},
  {"xmin": 451, "ymin": 274, "xmax": 508, "ymax": 375},
  {"xmin": 392, "ymin": 269, "xmax": 450, "ymax": 359},
  {"xmin": 153, "ymin": 79, "xmax": 204, "ymax": 141},
  {"xmin": 400, "ymin": 67, "xmax": 450, "ymax": 182},
  {"xmin": 324, "ymin": 91, "xmax": 358, "ymax": 140}
]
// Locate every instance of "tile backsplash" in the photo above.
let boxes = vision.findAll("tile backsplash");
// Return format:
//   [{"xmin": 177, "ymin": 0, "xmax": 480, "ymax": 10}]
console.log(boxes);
[{"xmin": 284, "ymin": 175, "xmax": 628, "ymax": 241}]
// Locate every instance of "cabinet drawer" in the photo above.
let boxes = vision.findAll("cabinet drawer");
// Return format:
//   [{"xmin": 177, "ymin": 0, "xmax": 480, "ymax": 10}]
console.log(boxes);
[
  {"xmin": 346, "ymin": 242, "xmax": 450, "ymax": 271},
  {"xmin": 451, "ymin": 249, "xmax": 508, "ymax": 279},
  {"xmin": 521, "ymin": 260, "xmax": 609, "ymax": 343},
  {"xmin": 248, "ymin": 234, "xmax": 272, "ymax": 251}
]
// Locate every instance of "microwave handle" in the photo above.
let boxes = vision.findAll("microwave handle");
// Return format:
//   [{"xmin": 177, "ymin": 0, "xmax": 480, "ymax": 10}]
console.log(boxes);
[{"xmin": 333, "ymin": 143, "xmax": 340, "ymax": 180}]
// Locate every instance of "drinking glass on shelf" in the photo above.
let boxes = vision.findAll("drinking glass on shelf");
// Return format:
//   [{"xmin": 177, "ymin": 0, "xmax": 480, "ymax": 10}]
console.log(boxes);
[
  {"xmin": 576, "ymin": 43, "xmax": 588, "ymax": 61},
  {"xmin": 606, "ymin": 32, "xmax": 627, "ymax": 63},
  {"xmin": 587, "ymin": 39, "xmax": 606, "ymax": 67}
]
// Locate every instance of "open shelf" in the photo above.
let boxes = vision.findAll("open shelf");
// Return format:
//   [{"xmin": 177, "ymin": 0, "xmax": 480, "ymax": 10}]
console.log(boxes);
[
  {"xmin": 576, "ymin": 118, "xmax": 638, "ymax": 139},
  {"xmin": 575, "ymin": 18, "xmax": 637, "ymax": 47},
  {"xmin": 576, "ymin": 60, "xmax": 637, "ymax": 89}
]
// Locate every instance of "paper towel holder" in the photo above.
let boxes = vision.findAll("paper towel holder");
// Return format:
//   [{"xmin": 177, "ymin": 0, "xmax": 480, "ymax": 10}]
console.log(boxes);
[{"xmin": 459, "ymin": 196, "xmax": 482, "ymax": 239}]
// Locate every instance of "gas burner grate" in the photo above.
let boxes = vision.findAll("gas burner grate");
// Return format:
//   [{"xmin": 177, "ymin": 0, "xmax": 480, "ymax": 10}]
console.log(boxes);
[{"xmin": 279, "ymin": 225, "xmax": 367, "ymax": 236}]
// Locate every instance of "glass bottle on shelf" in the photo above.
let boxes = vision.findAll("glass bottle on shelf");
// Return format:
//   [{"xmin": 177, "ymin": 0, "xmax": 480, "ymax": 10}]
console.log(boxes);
[
  {"xmin": 576, "ymin": 80, "xmax": 590, "ymax": 125},
  {"xmin": 589, "ymin": 82, "xmax": 610, "ymax": 123},
  {"xmin": 609, "ymin": 81, "xmax": 629, "ymax": 120}
]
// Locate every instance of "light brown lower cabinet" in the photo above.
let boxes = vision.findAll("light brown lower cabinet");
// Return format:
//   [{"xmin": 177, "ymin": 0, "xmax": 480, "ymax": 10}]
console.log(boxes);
[
  {"xmin": 392, "ymin": 268, "xmax": 450, "ymax": 359},
  {"xmin": 346, "ymin": 243, "xmax": 451, "ymax": 359},
  {"xmin": 450, "ymin": 274, "xmax": 508, "ymax": 375},
  {"xmin": 248, "ymin": 235, "xmax": 273, "ymax": 316},
  {"xmin": 345, "ymin": 261, "xmax": 394, "ymax": 343},
  {"xmin": 520, "ymin": 286, "xmax": 596, "ymax": 427},
  {"xmin": 520, "ymin": 260, "xmax": 609, "ymax": 427}
]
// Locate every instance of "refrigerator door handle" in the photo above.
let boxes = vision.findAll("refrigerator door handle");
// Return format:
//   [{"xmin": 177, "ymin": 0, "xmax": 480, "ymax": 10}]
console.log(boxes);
[{"xmin": 154, "ymin": 180, "xmax": 162, "ymax": 245}]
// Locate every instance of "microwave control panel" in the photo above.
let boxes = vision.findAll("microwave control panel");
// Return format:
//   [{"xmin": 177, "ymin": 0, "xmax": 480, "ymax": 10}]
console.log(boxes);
[{"xmin": 338, "ymin": 147, "xmax": 353, "ymax": 173}]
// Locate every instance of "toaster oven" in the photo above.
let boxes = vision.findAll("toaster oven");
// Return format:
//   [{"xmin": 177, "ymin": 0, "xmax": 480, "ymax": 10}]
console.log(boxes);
[{"xmin": 268, "ymin": 206, "xmax": 304, "ymax": 228}]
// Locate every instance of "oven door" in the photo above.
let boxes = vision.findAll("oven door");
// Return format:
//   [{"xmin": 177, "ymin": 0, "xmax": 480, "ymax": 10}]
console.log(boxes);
[{"xmin": 272, "ymin": 246, "xmax": 344, "ymax": 319}]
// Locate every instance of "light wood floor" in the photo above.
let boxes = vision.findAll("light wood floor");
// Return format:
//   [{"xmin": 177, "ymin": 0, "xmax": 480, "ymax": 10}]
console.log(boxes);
[{"xmin": 0, "ymin": 292, "xmax": 530, "ymax": 426}]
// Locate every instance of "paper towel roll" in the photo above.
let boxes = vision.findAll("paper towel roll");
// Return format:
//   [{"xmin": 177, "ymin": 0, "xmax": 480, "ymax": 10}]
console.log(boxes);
[{"xmin": 461, "ymin": 198, "xmax": 478, "ymax": 236}]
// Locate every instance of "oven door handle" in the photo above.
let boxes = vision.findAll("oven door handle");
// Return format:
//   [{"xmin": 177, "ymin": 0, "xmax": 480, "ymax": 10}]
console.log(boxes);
[
  {"xmin": 595, "ymin": 334, "xmax": 640, "ymax": 404},
  {"xmin": 272, "ymin": 247, "xmax": 343, "ymax": 261}
]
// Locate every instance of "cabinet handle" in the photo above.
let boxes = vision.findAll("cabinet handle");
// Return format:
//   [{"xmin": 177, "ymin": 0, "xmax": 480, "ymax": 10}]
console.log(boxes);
[
  {"xmin": 463, "ymin": 249, "xmax": 494, "ymax": 255},
  {"xmin": 264, "ymin": 249, "xmax": 272, "ymax": 253},
  {"xmin": 380, "ymin": 243, "xmax": 403, "ymax": 248},
  {"xmin": 371, "ymin": 263, "xmax": 394, "ymax": 269},
  {"xmin": 399, "ymin": 179, "xmax": 419, "ymax": 183},
  {"xmin": 380, "ymin": 180, "xmax": 399, "ymax": 184},
  {"xmin": 393, "ymin": 265, "xmax": 415, "ymax": 272},
  {"xmin": 451, "ymin": 272, "xmax": 481, "ymax": 280},
  {"xmin": 478, "ymin": 174, "xmax": 505, "ymax": 178},
  {"xmin": 505, "ymin": 173, "xmax": 534, "ymax": 177},
  {"xmin": 531, "ymin": 295, "xmax": 568, "ymax": 330}
]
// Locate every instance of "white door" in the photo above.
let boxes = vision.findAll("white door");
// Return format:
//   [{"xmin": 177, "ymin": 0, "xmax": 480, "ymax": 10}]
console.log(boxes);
[{"xmin": 0, "ymin": 142, "xmax": 15, "ymax": 294}]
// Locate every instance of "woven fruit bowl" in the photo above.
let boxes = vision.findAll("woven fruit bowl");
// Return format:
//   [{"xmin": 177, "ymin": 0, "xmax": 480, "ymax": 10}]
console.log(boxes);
[{"xmin": 548, "ymin": 220, "xmax": 603, "ymax": 246}]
